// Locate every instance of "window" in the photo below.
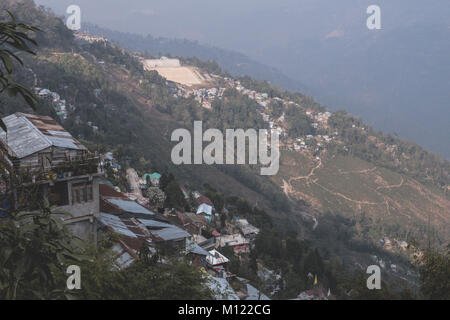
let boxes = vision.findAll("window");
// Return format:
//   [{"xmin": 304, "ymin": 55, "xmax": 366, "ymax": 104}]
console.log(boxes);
[
  {"xmin": 49, "ymin": 182, "xmax": 69, "ymax": 206},
  {"xmin": 72, "ymin": 182, "xmax": 93, "ymax": 204}
]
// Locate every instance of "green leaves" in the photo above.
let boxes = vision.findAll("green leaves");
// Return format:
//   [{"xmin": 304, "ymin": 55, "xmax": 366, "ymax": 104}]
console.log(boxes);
[
  {"xmin": 0, "ymin": 204, "xmax": 88, "ymax": 300},
  {"xmin": 0, "ymin": 10, "xmax": 40, "ymax": 131},
  {"xmin": 419, "ymin": 248, "xmax": 450, "ymax": 300}
]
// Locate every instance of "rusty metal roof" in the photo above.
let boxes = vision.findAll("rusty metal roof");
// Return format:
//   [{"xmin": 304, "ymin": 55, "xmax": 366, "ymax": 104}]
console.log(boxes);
[{"xmin": 0, "ymin": 113, "xmax": 86, "ymax": 159}]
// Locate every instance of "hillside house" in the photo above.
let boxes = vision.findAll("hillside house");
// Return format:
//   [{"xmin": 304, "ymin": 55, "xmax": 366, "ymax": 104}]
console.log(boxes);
[
  {"xmin": 98, "ymin": 212, "xmax": 153, "ymax": 268},
  {"xmin": 177, "ymin": 211, "xmax": 206, "ymax": 235},
  {"xmin": 179, "ymin": 185, "xmax": 189, "ymax": 199},
  {"xmin": 143, "ymin": 172, "xmax": 161, "ymax": 186},
  {"xmin": 216, "ymin": 233, "xmax": 249, "ymax": 248},
  {"xmin": 196, "ymin": 203, "xmax": 213, "ymax": 219},
  {"xmin": 206, "ymin": 249, "xmax": 229, "ymax": 269},
  {"xmin": 235, "ymin": 218, "xmax": 260, "ymax": 239},
  {"xmin": 100, "ymin": 183, "xmax": 155, "ymax": 217},
  {"xmin": 140, "ymin": 217, "xmax": 191, "ymax": 251},
  {"xmin": 195, "ymin": 194, "xmax": 214, "ymax": 220},
  {"xmin": 0, "ymin": 113, "xmax": 103, "ymax": 239},
  {"xmin": 185, "ymin": 238, "xmax": 210, "ymax": 267},
  {"xmin": 100, "ymin": 183, "xmax": 190, "ymax": 251}
]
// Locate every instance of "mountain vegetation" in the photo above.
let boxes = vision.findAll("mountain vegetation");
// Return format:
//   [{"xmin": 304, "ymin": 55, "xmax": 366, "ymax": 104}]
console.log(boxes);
[{"xmin": 0, "ymin": 0, "xmax": 448, "ymax": 299}]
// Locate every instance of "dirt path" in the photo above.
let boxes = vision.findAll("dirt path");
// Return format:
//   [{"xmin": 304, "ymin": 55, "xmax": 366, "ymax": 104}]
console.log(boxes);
[
  {"xmin": 376, "ymin": 176, "xmax": 404, "ymax": 190},
  {"xmin": 282, "ymin": 179, "xmax": 293, "ymax": 198},
  {"xmin": 338, "ymin": 167, "xmax": 377, "ymax": 175},
  {"xmin": 312, "ymin": 217, "xmax": 319, "ymax": 230},
  {"xmin": 288, "ymin": 158, "xmax": 322, "ymax": 184},
  {"xmin": 284, "ymin": 156, "xmax": 380, "ymax": 210},
  {"xmin": 313, "ymin": 181, "xmax": 379, "ymax": 205},
  {"xmin": 281, "ymin": 155, "xmax": 414, "ymax": 218}
]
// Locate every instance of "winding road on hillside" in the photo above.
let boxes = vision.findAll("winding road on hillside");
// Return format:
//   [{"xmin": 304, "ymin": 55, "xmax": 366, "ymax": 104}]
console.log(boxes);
[
  {"xmin": 281, "ymin": 155, "xmax": 413, "ymax": 219},
  {"xmin": 288, "ymin": 157, "xmax": 322, "ymax": 184}
]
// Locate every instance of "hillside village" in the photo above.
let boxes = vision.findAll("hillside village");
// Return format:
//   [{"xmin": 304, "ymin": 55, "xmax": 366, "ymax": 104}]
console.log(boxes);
[
  {"xmin": 0, "ymin": 7, "xmax": 447, "ymax": 299},
  {"xmin": 132, "ymin": 57, "xmax": 381, "ymax": 167},
  {"xmin": 33, "ymin": 53, "xmax": 353, "ymax": 168},
  {"xmin": 71, "ymin": 32, "xmax": 437, "ymax": 179},
  {"xmin": 72, "ymin": 33, "xmax": 343, "ymax": 155},
  {"xmin": 8, "ymin": 32, "xmax": 432, "ymax": 296},
  {"xmin": 0, "ymin": 110, "xmax": 340, "ymax": 299},
  {"xmin": 0, "ymin": 101, "xmax": 417, "ymax": 300},
  {"xmin": 0, "ymin": 112, "xmax": 252, "ymax": 299},
  {"xmin": 166, "ymin": 71, "xmax": 340, "ymax": 159}
]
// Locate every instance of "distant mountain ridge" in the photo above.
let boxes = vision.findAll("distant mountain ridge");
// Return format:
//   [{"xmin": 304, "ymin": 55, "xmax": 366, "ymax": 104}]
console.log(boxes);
[
  {"xmin": 35, "ymin": 0, "xmax": 450, "ymax": 160},
  {"xmin": 81, "ymin": 23, "xmax": 309, "ymax": 94}
]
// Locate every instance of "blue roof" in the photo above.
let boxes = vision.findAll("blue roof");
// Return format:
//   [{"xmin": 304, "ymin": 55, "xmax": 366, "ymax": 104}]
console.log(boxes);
[
  {"xmin": 108, "ymin": 199, "xmax": 155, "ymax": 215},
  {"xmin": 151, "ymin": 225, "xmax": 190, "ymax": 241},
  {"xmin": 138, "ymin": 218, "xmax": 172, "ymax": 228},
  {"xmin": 136, "ymin": 216, "xmax": 190, "ymax": 241}
]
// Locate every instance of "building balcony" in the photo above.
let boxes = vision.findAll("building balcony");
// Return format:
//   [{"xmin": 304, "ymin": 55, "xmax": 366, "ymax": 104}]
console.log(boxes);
[{"xmin": 13, "ymin": 157, "xmax": 104, "ymax": 186}]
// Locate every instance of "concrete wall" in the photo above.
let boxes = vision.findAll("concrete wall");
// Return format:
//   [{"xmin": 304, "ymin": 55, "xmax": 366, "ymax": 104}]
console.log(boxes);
[
  {"xmin": 65, "ymin": 218, "xmax": 97, "ymax": 242},
  {"xmin": 57, "ymin": 176, "xmax": 100, "ymax": 218},
  {"xmin": 55, "ymin": 176, "xmax": 101, "ymax": 240}
]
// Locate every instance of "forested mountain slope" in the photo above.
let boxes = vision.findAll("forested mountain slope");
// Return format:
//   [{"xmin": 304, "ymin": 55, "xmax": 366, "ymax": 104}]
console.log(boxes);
[{"xmin": 2, "ymin": 0, "xmax": 449, "ymax": 296}]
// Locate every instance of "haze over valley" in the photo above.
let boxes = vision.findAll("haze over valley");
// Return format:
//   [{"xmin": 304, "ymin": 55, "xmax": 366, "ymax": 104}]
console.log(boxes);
[{"xmin": 36, "ymin": 0, "xmax": 450, "ymax": 159}]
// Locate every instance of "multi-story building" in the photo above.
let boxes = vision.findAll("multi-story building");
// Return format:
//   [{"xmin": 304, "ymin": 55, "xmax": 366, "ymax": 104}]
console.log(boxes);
[{"xmin": 0, "ymin": 113, "xmax": 103, "ymax": 239}]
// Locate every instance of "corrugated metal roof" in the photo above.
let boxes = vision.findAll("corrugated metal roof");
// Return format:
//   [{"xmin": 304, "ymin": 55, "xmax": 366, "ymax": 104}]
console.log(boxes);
[
  {"xmin": 108, "ymin": 199, "xmax": 155, "ymax": 215},
  {"xmin": 99, "ymin": 183, "xmax": 128, "ymax": 199},
  {"xmin": 186, "ymin": 239, "xmax": 210, "ymax": 256},
  {"xmin": 47, "ymin": 135, "xmax": 81, "ymax": 150},
  {"xmin": 196, "ymin": 195, "xmax": 214, "ymax": 206},
  {"xmin": 197, "ymin": 203, "xmax": 213, "ymax": 215},
  {"xmin": 98, "ymin": 213, "xmax": 138, "ymax": 238},
  {"xmin": 111, "ymin": 245, "xmax": 135, "ymax": 270},
  {"xmin": 0, "ymin": 113, "xmax": 86, "ymax": 158},
  {"xmin": 138, "ymin": 218, "xmax": 172, "ymax": 228},
  {"xmin": 150, "ymin": 224, "xmax": 191, "ymax": 241},
  {"xmin": 206, "ymin": 249, "xmax": 229, "ymax": 265}
]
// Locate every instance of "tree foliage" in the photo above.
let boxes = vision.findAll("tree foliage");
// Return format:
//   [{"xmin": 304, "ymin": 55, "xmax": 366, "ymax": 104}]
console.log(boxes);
[
  {"xmin": 0, "ymin": 10, "xmax": 39, "ymax": 130},
  {"xmin": 145, "ymin": 186, "xmax": 166, "ymax": 208},
  {"xmin": 0, "ymin": 202, "xmax": 85, "ymax": 300},
  {"xmin": 419, "ymin": 246, "xmax": 450, "ymax": 300}
]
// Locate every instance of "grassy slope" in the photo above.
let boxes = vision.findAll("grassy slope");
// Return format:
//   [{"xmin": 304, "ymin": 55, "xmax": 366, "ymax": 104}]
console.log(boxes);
[{"xmin": 276, "ymin": 151, "xmax": 450, "ymax": 244}]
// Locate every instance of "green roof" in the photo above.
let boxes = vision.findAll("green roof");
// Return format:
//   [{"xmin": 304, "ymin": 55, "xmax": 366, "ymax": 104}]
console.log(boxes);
[
  {"xmin": 143, "ymin": 172, "xmax": 161, "ymax": 180},
  {"xmin": 150, "ymin": 172, "xmax": 161, "ymax": 179}
]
